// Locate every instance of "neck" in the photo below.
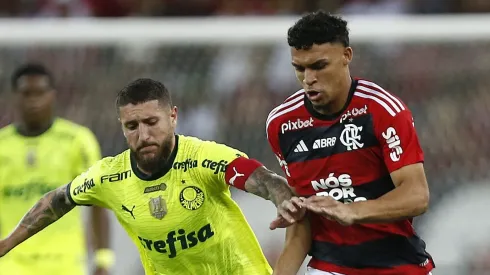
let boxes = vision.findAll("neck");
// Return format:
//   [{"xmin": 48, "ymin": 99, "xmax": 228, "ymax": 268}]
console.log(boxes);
[
  {"xmin": 16, "ymin": 118, "xmax": 54, "ymax": 137},
  {"xmin": 313, "ymin": 74, "xmax": 352, "ymax": 115}
]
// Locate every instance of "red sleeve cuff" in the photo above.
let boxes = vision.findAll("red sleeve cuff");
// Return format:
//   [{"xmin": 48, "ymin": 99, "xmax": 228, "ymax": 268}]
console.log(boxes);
[{"xmin": 225, "ymin": 157, "xmax": 263, "ymax": 191}]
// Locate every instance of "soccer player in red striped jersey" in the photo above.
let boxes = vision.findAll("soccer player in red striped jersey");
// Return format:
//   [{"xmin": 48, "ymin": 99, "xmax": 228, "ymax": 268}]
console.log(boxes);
[{"xmin": 268, "ymin": 11, "xmax": 435, "ymax": 275}]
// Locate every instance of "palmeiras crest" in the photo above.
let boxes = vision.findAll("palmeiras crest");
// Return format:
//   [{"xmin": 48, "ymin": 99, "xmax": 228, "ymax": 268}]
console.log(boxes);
[{"xmin": 148, "ymin": 195, "xmax": 167, "ymax": 220}]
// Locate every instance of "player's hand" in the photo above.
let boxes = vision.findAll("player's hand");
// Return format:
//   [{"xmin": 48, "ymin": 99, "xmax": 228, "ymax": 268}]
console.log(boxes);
[
  {"xmin": 93, "ymin": 267, "xmax": 109, "ymax": 275},
  {"xmin": 302, "ymin": 196, "xmax": 357, "ymax": 226},
  {"xmin": 269, "ymin": 197, "xmax": 306, "ymax": 230}
]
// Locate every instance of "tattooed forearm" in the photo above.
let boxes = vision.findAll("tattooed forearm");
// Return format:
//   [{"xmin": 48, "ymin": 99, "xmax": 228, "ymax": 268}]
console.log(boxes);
[
  {"xmin": 19, "ymin": 184, "xmax": 75, "ymax": 236},
  {"xmin": 245, "ymin": 166, "xmax": 294, "ymax": 206}
]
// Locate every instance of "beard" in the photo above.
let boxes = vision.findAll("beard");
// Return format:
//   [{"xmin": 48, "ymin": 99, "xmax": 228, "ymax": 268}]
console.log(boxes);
[{"xmin": 130, "ymin": 135, "xmax": 174, "ymax": 174}]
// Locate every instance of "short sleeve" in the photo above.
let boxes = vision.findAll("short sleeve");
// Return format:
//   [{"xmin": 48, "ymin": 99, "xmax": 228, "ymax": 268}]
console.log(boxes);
[
  {"xmin": 197, "ymin": 141, "xmax": 247, "ymax": 188},
  {"xmin": 67, "ymin": 160, "xmax": 105, "ymax": 207},
  {"xmin": 72, "ymin": 127, "xmax": 102, "ymax": 176},
  {"xmin": 374, "ymin": 108, "xmax": 424, "ymax": 173}
]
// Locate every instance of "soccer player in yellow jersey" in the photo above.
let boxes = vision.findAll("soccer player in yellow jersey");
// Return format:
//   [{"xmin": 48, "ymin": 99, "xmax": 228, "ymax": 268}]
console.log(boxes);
[
  {"xmin": 0, "ymin": 78, "xmax": 303, "ymax": 275},
  {"xmin": 0, "ymin": 64, "xmax": 112, "ymax": 275}
]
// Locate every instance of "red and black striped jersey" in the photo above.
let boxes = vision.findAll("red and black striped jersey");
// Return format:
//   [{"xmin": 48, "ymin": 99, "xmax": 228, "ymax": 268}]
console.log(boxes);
[{"xmin": 266, "ymin": 78, "xmax": 434, "ymax": 275}]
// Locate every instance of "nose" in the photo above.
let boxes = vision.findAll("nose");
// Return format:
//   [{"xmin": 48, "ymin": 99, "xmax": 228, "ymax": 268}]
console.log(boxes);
[
  {"xmin": 303, "ymin": 69, "xmax": 317, "ymax": 86},
  {"xmin": 138, "ymin": 124, "xmax": 151, "ymax": 141}
]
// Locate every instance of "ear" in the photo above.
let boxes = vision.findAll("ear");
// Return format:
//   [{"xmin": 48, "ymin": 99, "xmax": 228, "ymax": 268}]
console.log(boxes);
[
  {"xmin": 171, "ymin": 106, "xmax": 178, "ymax": 127},
  {"xmin": 343, "ymin": 47, "xmax": 353, "ymax": 65}
]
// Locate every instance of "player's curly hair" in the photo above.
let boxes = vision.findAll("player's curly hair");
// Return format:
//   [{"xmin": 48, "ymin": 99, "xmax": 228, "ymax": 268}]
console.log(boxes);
[
  {"xmin": 116, "ymin": 78, "xmax": 172, "ymax": 109},
  {"xmin": 288, "ymin": 10, "xmax": 349, "ymax": 50},
  {"xmin": 11, "ymin": 63, "xmax": 54, "ymax": 90}
]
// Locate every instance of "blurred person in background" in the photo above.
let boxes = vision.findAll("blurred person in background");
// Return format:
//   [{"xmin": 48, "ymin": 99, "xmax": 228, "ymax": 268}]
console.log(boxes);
[
  {"xmin": 267, "ymin": 11, "xmax": 433, "ymax": 275},
  {"xmin": 0, "ymin": 64, "xmax": 111, "ymax": 275}
]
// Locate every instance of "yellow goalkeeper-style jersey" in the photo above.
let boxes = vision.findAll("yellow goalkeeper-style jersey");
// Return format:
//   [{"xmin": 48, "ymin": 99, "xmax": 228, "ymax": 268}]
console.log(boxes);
[
  {"xmin": 68, "ymin": 135, "xmax": 272, "ymax": 275},
  {"xmin": 0, "ymin": 118, "xmax": 101, "ymax": 275}
]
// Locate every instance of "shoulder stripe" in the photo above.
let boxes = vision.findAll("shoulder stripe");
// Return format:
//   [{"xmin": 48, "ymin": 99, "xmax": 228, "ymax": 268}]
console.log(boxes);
[
  {"xmin": 356, "ymin": 85, "xmax": 401, "ymax": 113},
  {"xmin": 358, "ymin": 80, "xmax": 405, "ymax": 111},
  {"xmin": 266, "ymin": 100, "xmax": 305, "ymax": 132},
  {"xmin": 286, "ymin": 89, "xmax": 305, "ymax": 101},
  {"xmin": 354, "ymin": 92, "xmax": 396, "ymax": 117},
  {"xmin": 266, "ymin": 91, "xmax": 304, "ymax": 123}
]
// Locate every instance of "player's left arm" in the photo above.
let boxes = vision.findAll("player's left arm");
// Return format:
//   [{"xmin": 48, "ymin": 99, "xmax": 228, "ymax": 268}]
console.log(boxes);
[
  {"xmin": 200, "ymin": 142, "xmax": 300, "ymax": 223},
  {"xmin": 349, "ymin": 108, "xmax": 429, "ymax": 223},
  {"xmin": 73, "ymin": 128, "xmax": 112, "ymax": 273}
]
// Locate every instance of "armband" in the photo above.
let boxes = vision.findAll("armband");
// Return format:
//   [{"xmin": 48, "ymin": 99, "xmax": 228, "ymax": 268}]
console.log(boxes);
[
  {"xmin": 94, "ymin": 248, "xmax": 115, "ymax": 269},
  {"xmin": 225, "ymin": 157, "xmax": 263, "ymax": 190}
]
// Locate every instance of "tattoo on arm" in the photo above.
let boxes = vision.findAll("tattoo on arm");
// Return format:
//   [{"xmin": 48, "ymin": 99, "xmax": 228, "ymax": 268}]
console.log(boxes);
[
  {"xmin": 245, "ymin": 166, "xmax": 294, "ymax": 206},
  {"xmin": 20, "ymin": 184, "xmax": 75, "ymax": 236}
]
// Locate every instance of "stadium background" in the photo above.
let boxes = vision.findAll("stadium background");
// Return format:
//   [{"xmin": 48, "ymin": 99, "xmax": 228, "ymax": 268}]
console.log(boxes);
[{"xmin": 1, "ymin": 1, "xmax": 490, "ymax": 275}]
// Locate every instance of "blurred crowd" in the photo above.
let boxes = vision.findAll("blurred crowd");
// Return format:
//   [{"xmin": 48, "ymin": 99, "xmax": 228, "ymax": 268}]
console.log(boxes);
[{"xmin": 1, "ymin": 0, "xmax": 490, "ymax": 17}]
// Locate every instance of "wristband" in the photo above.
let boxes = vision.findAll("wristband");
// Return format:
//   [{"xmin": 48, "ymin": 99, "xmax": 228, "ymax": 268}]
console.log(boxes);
[
  {"xmin": 225, "ymin": 157, "xmax": 263, "ymax": 190},
  {"xmin": 95, "ymin": 248, "xmax": 115, "ymax": 269}
]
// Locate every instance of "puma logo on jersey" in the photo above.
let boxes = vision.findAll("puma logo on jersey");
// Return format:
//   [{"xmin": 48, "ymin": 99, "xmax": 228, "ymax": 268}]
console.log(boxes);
[
  {"xmin": 122, "ymin": 204, "xmax": 136, "ymax": 219},
  {"xmin": 229, "ymin": 167, "xmax": 244, "ymax": 185}
]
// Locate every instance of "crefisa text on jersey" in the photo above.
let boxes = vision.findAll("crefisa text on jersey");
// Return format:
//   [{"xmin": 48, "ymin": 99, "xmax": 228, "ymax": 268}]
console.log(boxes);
[
  {"xmin": 173, "ymin": 159, "xmax": 198, "ymax": 172},
  {"xmin": 73, "ymin": 178, "xmax": 95, "ymax": 196},
  {"xmin": 138, "ymin": 223, "xmax": 215, "ymax": 258},
  {"xmin": 201, "ymin": 159, "xmax": 228, "ymax": 174},
  {"xmin": 172, "ymin": 158, "xmax": 228, "ymax": 175}
]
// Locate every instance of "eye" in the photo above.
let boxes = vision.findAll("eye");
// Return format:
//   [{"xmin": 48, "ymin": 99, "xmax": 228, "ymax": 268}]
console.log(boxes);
[
  {"xmin": 125, "ymin": 123, "xmax": 137, "ymax": 131},
  {"xmin": 311, "ymin": 62, "xmax": 327, "ymax": 70},
  {"xmin": 146, "ymin": 118, "xmax": 158, "ymax": 126},
  {"xmin": 293, "ymin": 65, "xmax": 305, "ymax": 72}
]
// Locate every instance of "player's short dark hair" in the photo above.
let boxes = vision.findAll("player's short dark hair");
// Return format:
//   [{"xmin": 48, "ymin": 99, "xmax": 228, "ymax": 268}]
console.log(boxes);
[
  {"xmin": 11, "ymin": 63, "xmax": 54, "ymax": 90},
  {"xmin": 116, "ymin": 78, "xmax": 172, "ymax": 109},
  {"xmin": 288, "ymin": 10, "xmax": 349, "ymax": 50}
]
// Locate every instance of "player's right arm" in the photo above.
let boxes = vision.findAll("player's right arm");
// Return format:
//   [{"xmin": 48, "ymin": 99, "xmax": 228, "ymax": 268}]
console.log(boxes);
[
  {"xmin": 273, "ymin": 215, "xmax": 311, "ymax": 275},
  {"xmin": 0, "ymin": 184, "xmax": 74, "ymax": 257},
  {"xmin": 0, "ymin": 160, "xmax": 105, "ymax": 257}
]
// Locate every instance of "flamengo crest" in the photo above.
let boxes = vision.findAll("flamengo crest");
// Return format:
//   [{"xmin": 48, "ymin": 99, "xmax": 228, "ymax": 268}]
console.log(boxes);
[{"xmin": 340, "ymin": 124, "xmax": 364, "ymax": 151}]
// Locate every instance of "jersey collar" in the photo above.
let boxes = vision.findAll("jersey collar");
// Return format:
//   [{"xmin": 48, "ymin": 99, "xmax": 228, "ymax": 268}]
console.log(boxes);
[
  {"xmin": 15, "ymin": 118, "xmax": 55, "ymax": 137},
  {"xmin": 130, "ymin": 135, "xmax": 179, "ymax": 181},
  {"xmin": 304, "ymin": 78, "xmax": 357, "ymax": 121}
]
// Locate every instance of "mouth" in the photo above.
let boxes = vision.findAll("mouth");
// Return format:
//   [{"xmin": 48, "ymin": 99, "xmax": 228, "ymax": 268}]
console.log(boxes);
[
  {"xmin": 306, "ymin": 90, "xmax": 322, "ymax": 101},
  {"xmin": 138, "ymin": 145, "xmax": 158, "ymax": 153}
]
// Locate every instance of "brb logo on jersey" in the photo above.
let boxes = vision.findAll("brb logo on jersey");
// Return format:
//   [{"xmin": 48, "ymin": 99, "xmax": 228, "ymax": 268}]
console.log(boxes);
[
  {"xmin": 340, "ymin": 124, "xmax": 364, "ymax": 151},
  {"xmin": 382, "ymin": 127, "xmax": 403, "ymax": 162},
  {"xmin": 138, "ymin": 223, "xmax": 215, "ymax": 258},
  {"xmin": 311, "ymin": 173, "xmax": 367, "ymax": 203},
  {"xmin": 281, "ymin": 117, "xmax": 314, "ymax": 134},
  {"xmin": 180, "ymin": 186, "xmax": 205, "ymax": 210},
  {"xmin": 312, "ymin": 137, "xmax": 336, "ymax": 149}
]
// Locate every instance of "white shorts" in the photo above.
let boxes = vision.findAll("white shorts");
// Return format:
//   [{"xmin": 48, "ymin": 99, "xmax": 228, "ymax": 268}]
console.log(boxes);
[{"xmin": 306, "ymin": 267, "xmax": 433, "ymax": 275}]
